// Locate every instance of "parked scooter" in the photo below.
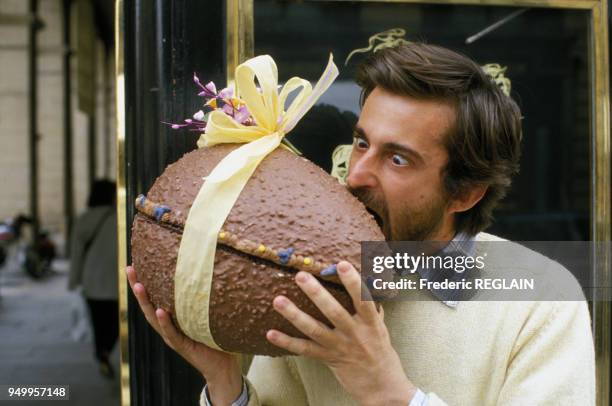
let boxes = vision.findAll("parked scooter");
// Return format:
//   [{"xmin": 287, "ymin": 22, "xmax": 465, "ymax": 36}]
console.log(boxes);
[
  {"xmin": 0, "ymin": 215, "xmax": 30, "ymax": 269},
  {"xmin": 0, "ymin": 215, "xmax": 56, "ymax": 278}
]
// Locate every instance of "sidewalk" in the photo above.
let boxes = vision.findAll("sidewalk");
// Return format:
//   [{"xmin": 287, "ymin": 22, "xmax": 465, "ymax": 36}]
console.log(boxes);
[{"xmin": 0, "ymin": 257, "xmax": 121, "ymax": 405}]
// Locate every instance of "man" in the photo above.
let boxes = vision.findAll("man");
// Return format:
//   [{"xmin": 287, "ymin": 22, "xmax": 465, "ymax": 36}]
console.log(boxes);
[{"xmin": 126, "ymin": 43, "xmax": 595, "ymax": 405}]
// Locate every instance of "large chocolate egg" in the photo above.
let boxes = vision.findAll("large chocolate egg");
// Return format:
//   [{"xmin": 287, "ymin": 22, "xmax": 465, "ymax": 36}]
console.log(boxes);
[{"xmin": 131, "ymin": 144, "xmax": 383, "ymax": 356}]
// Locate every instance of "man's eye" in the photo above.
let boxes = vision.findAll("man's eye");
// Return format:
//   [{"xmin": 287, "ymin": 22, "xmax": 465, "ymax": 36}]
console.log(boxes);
[
  {"xmin": 354, "ymin": 137, "xmax": 369, "ymax": 149},
  {"xmin": 391, "ymin": 154, "xmax": 409, "ymax": 166}
]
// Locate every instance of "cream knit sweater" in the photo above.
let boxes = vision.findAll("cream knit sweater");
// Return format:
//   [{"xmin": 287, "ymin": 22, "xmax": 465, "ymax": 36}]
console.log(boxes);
[{"xmin": 200, "ymin": 233, "xmax": 596, "ymax": 405}]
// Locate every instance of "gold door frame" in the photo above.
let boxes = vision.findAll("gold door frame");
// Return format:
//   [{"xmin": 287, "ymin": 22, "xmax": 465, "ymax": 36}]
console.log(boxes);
[
  {"xmin": 227, "ymin": 0, "xmax": 611, "ymax": 404},
  {"xmin": 115, "ymin": 1, "xmax": 130, "ymax": 405}
]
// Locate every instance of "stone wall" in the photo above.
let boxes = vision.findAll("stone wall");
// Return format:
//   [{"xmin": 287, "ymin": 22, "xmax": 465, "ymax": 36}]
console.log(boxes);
[{"xmin": 0, "ymin": 0, "xmax": 115, "ymax": 252}]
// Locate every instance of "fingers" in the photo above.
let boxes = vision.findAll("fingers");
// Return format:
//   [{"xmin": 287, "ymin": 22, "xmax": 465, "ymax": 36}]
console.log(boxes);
[
  {"xmin": 126, "ymin": 265, "xmax": 137, "ymax": 287},
  {"xmin": 266, "ymin": 329, "xmax": 329, "ymax": 359},
  {"xmin": 126, "ymin": 267, "xmax": 189, "ymax": 354},
  {"xmin": 272, "ymin": 295, "xmax": 335, "ymax": 347},
  {"xmin": 125, "ymin": 266, "xmax": 161, "ymax": 334},
  {"xmin": 126, "ymin": 267, "xmax": 213, "ymax": 372},
  {"xmin": 294, "ymin": 272, "xmax": 355, "ymax": 332},
  {"xmin": 155, "ymin": 308, "xmax": 187, "ymax": 352},
  {"xmin": 336, "ymin": 261, "xmax": 379, "ymax": 322}
]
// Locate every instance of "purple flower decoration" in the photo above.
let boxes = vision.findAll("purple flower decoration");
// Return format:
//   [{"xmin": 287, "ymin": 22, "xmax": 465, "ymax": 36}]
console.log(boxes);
[
  {"xmin": 193, "ymin": 110, "xmax": 206, "ymax": 121},
  {"xmin": 162, "ymin": 116, "xmax": 207, "ymax": 132},
  {"xmin": 234, "ymin": 105, "xmax": 251, "ymax": 124},
  {"xmin": 221, "ymin": 102, "xmax": 234, "ymax": 116},
  {"xmin": 218, "ymin": 86, "xmax": 234, "ymax": 99},
  {"xmin": 194, "ymin": 73, "xmax": 217, "ymax": 98},
  {"xmin": 165, "ymin": 74, "xmax": 255, "ymax": 133}
]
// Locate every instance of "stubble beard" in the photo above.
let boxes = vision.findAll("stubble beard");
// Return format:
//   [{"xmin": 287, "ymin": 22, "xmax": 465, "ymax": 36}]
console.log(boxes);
[
  {"xmin": 349, "ymin": 186, "xmax": 448, "ymax": 241},
  {"xmin": 392, "ymin": 197, "xmax": 446, "ymax": 241}
]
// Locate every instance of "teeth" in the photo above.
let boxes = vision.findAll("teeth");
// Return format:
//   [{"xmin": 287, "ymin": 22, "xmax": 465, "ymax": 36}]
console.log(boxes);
[{"xmin": 366, "ymin": 207, "xmax": 383, "ymax": 228}]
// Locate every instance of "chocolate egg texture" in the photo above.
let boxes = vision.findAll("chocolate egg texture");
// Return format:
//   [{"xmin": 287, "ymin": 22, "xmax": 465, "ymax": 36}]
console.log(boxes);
[{"xmin": 131, "ymin": 144, "xmax": 383, "ymax": 356}]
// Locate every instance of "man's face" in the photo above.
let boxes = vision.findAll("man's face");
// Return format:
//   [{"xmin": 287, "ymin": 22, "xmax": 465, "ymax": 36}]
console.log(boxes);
[{"xmin": 346, "ymin": 87, "xmax": 456, "ymax": 241}]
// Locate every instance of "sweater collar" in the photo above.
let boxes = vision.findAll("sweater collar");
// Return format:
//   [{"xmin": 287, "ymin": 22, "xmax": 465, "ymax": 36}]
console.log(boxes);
[{"xmin": 416, "ymin": 232, "xmax": 477, "ymax": 308}]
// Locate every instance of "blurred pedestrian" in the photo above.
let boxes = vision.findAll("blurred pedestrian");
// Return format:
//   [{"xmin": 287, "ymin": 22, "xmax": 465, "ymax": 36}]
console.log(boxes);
[{"xmin": 68, "ymin": 179, "xmax": 118, "ymax": 378}]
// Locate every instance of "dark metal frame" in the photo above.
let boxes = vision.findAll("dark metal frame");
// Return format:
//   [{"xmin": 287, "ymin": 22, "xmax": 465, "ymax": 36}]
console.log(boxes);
[{"xmin": 118, "ymin": 1, "xmax": 226, "ymax": 404}]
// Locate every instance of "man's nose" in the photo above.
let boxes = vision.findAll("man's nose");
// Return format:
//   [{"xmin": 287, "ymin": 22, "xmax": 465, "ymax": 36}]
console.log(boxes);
[{"xmin": 346, "ymin": 153, "xmax": 378, "ymax": 189}]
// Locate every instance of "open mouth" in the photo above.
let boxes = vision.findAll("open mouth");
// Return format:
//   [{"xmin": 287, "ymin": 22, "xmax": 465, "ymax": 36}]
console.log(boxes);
[{"xmin": 365, "ymin": 206, "xmax": 384, "ymax": 231}]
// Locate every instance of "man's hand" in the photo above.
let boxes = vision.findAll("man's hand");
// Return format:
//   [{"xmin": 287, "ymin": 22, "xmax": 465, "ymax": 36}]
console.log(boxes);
[
  {"xmin": 267, "ymin": 261, "xmax": 417, "ymax": 406},
  {"xmin": 126, "ymin": 266, "xmax": 242, "ymax": 405}
]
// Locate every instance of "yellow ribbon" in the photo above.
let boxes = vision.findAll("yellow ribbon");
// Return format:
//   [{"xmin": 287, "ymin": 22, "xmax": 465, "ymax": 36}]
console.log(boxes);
[
  {"xmin": 330, "ymin": 144, "xmax": 354, "ymax": 185},
  {"xmin": 174, "ymin": 54, "xmax": 339, "ymax": 348}
]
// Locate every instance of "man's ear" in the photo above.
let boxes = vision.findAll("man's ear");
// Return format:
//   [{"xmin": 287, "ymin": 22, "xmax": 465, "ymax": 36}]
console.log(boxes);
[{"xmin": 448, "ymin": 185, "xmax": 488, "ymax": 214}]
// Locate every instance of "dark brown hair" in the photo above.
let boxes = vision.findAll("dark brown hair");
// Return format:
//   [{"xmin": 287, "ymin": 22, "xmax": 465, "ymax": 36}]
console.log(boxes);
[
  {"xmin": 355, "ymin": 43, "xmax": 522, "ymax": 235},
  {"xmin": 88, "ymin": 179, "xmax": 116, "ymax": 208}
]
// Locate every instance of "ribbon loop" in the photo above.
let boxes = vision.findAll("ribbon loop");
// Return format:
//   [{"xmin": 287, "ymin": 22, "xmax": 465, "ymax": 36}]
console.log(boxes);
[
  {"xmin": 199, "ymin": 111, "xmax": 269, "ymax": 148},
  {"xmin": 282, "ymin": 55, "xmax": 339, "ymax": 133},
  {"xmin": 278, "ymin": 77, "xmax": 312, "ymax": 126},
  {"xmin": 235, "ymin": 55, "xmax": 280, "ymax": 131}
]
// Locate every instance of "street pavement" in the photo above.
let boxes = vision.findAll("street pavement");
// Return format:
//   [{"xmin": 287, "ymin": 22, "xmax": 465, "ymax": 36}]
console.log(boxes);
[{"xmin": 0, "ymin": 255, "xmax": 121, "ymax": 405}]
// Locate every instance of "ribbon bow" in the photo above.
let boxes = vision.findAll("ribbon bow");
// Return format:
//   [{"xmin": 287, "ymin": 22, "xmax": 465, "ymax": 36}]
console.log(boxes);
[{"xmin": 174, "ymin": 55, "xmax": 339, "ymax": 347}]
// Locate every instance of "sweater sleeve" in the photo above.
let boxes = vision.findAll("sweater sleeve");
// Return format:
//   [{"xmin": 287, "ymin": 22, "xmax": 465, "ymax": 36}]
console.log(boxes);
[
  {"xmin": 411, "ymin": 300, "xmax": 595, "ymax": 406},
  {"xmin": 495, "ymin": 300, "xmax": 595, "ymax": 405},
  {"xmin": 245, "ymin": 356, "xmax": 308, "ymax": 405},
  {"xmin": 68, "ymin": 215, "xmax": 86, "ymax": 290},
  {"xmin": 199, "ymin": 356, "xmax": 308, "ymax": 406}
]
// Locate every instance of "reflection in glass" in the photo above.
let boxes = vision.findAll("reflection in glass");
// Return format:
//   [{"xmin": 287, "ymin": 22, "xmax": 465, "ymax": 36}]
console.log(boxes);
[{"xmin": 254, "ymin": 1, "xmax": 590, "ymax": 241}]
